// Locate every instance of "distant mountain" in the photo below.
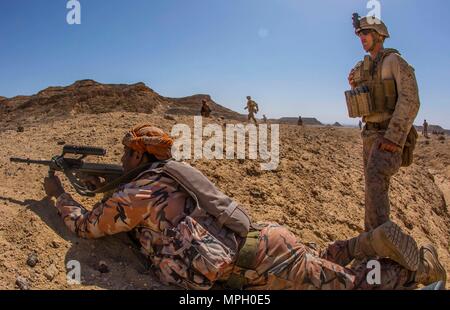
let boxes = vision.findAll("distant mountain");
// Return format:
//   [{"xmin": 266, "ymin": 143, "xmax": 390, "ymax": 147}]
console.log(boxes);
[{"xmin": 274, "ymin": 117, "xmax": 323, "ymax": 125}]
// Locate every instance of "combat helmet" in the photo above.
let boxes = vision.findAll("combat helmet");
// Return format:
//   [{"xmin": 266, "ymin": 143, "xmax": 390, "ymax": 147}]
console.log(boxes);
[{"xmin": 352, "ymin": 13, "xmax": 390, "ymax": 38}]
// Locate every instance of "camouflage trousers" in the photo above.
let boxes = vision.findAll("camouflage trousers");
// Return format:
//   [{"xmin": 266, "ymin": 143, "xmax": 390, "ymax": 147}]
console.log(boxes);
[
  {"xmin": 248, "ymin": 113, "xmax": 258, "ymax": 125},
  {"xmin": 226, "ymin": 224, "xmax": 414, "ymax": 290},
  {"xmin": 362, "ymin": 128, "xmax": 402, "ymax": 231}
]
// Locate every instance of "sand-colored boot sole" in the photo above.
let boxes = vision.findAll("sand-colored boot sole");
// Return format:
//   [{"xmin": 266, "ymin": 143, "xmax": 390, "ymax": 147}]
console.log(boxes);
[
  {"xmin": 418, "ymin": 244, "xmax": 447, "ymax": 286},
  {"xmin": 371, "ymin": 221, "xmax": 419, "ymax": 271}
]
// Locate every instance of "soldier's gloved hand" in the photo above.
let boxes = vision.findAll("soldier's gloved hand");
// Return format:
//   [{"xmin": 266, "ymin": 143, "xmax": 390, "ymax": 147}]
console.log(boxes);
[
  {"xmin": 44, "ymin": 175, "xmax": 65, "ymax": 198},
  {"xmin": 378, "ymin": 137, "xmax": 402, "ymax": 153},
  {"xmin": 348, "ymin": 70, "xmax": 356, "ymax": 88}
]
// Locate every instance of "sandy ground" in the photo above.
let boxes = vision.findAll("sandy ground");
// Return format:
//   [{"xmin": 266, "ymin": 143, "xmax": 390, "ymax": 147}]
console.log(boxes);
[{"xmin": 0, "ymin": 111, "xmax": 449, "ymax": 290}]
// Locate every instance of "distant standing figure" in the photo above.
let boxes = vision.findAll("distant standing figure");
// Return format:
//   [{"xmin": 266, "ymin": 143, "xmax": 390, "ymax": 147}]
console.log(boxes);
[
  {"xmin": 200, "ymin": 99, "xmax": 212, "ymax": 118},
  {"xmin": 359, "ymin": 120, "xmax": 363, "ymax": 130},
  {"xmin": 297, "ymin": 116, "xmax": 303, "ymax": 126},
  {"xmin": 423, "ymin": 119, "xmax": 429, "ymax": 138},
  {"xmin": 245, "ymin": 96, "xmax": 259, "ymax": 125},
  {"xmin": 262, "ymin": 114, "xmax": 268, "ymax": 123}
]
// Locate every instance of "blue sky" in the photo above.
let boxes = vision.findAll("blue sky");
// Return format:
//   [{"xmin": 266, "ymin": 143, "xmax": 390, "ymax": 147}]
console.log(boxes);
[{"xmin": 1, "ymin": 0, "xmax": 449, "ymax": 127}]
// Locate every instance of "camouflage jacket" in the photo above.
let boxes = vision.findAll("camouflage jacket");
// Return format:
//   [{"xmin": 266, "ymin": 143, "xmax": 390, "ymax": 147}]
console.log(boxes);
[
  {"xmin": 362, "ymin": 52, "xmax": 421, "ymax": 147},
  {"xmin": 55, "ymin": 171, "xmax": 237, "ymax": 289}
]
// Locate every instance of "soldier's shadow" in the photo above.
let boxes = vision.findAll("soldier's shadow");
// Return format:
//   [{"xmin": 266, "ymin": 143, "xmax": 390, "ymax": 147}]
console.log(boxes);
[{"xmin": 0, "ymin": 195, "xmax": 166, "ymax": 290}]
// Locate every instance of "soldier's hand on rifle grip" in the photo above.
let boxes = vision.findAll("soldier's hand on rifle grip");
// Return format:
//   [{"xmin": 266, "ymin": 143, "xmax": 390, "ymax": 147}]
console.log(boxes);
[{"xmin": 44, "ymin": 175, "xmax": 65, "ymax": 198}]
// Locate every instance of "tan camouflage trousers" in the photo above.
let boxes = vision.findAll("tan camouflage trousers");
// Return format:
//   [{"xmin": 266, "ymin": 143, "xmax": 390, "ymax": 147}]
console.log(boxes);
[
  {"xmin": 228, "ymin": 224, "xmax": 414, "ymax": 290},
  {"xmin": 248, "ymin": 113, "xmax": 258, "ymax": 125},
  {"xmin": 362, "ymin": 128, "xmax": 402, "ymax": 231}
]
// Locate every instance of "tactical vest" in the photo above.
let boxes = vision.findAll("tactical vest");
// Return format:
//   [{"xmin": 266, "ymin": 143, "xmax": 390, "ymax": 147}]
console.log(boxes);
[{"xmin": 345, "ymin": 49, "xmax": 400, "ymax": 118}]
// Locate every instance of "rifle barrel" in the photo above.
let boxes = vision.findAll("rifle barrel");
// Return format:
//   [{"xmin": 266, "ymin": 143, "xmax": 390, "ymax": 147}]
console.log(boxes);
[{"xmin": 9, "ymin": 158, "xmax": 52, "ymax": 165}]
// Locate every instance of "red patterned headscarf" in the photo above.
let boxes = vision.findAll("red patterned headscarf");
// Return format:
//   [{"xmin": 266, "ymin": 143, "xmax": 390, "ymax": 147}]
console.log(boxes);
[{"xmin": 122, "ymin": 124, "xmax": 173, "ymax": 160}]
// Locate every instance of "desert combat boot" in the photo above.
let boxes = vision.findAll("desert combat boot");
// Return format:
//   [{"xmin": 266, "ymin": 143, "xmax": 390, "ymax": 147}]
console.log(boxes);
[
  {"xmin": 348, "ymin": 221, "xmax": 420, "ymax": 271},
  {"xmin": 414, "ymin": 244, "xmax": 447, "ymax": 286}
]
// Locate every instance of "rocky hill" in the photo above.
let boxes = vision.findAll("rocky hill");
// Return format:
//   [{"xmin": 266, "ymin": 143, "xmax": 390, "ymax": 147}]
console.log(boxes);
[{"xmin": 0, "ymin": 81, "xmax": 448, "ymax": 290}]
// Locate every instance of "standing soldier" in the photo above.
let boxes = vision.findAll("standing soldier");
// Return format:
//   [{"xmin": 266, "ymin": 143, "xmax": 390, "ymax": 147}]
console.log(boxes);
[
  {"xmin": 423, "ymin": 119, "xmax": 429, "ymax": 138},
  {"xmin": 359, "ymin": 120, "xmax": 363, "ymax": 130},
  {"xmin": 200, "ymin": 99, "xmax": 212, "ymax": 118},
  {"xmin": 297, "ymin": 116, "xmax": 304, "ymax": 126},
  {"xmin": 244, "ymin": 96, "xmax": 259, "ymax": 125},
  {"xmin": 262, "ymin": 114, "xmax": 268, "ymax": 123},
  {"xmin": 346, "ymin": 13, "xmax": 420, "ymax": 231}
]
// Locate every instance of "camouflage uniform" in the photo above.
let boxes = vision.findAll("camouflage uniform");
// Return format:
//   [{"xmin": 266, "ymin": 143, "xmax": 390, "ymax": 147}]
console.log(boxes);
[
  {"xmin": 349, "ymin": 16, "xmax": 421, "ymax": 231},
  {"xmin": 222, "ymin": 224, "xmax": 415, "ymax": 290},
  {"xmin": 422, "ymin": 120, "xmax": 429, "ymax": 138},
  {"xmin": 56, "ymin": 182, "xmax": 415, "ymax": 290},
  {"xmin": 201, "ymin": 102, "xmax": 211, "ymax": 118},
  {"xmin": 245, "ymin": 99, "xmax": 259, "ymax": 125},
  {"xmin": 359, "ymin": 52, "xmax": 420, "ymax": 231},
  {"xmin": 56, "ymin": 171, "xmax": 239, "ymax": 290}
]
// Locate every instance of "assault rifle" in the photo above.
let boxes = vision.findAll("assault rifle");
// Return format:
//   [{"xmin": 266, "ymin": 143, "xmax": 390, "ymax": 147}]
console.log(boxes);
[{"xmin": 10, "ymin": 145, "xmax": 124, "ymax": 197}]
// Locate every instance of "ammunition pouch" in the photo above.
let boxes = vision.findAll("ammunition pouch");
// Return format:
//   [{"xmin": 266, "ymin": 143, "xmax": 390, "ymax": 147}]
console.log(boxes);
[
  {"xmin": 345, "ymin": 86, "xmax": 373, "ymax": 118},
  {"xmin": 224, "ymin": 230, "xmax": 260, "ymax": 290},
  {"xmin": 372, "ymin": 79, "xmax": 397, "ymax": 113},
  {"xmin": 401, "ymin": 127, "xmax": 418, "ymax": 167},
  {"xmin": 345, "ymin": 79, "xmax": 397, "ymax": 118}
]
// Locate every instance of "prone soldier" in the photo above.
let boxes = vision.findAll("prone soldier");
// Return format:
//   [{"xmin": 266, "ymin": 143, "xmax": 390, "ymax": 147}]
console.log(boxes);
[{"xmin": 43, "ymin": 124, "xmax": 445, "ymax": 290}]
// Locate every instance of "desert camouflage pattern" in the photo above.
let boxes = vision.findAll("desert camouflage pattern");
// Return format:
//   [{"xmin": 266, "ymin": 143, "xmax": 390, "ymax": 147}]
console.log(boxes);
[
  {"xmin": 353, "ymin": 50, "xmax": 420, "ymax": 231},
  {"xmin": 361, "ymin": 52, "xmax": 420, "ymax": 147},
  {"xmin": 55, "ymin": 171, "xmax": 237, "ymax": 290},
  {"xmin": 245, "ymin": 99, "xmax": 259, "ymax": 124},
  {"xmin": 55, "ymin": 172, "xmax": 414, "ymax": 290},
  {"xmin": 222, "ymin": 224, "xmax": 414, "ymax": 290},
  {"xmin": 201, "ymin": 102, "xmax": 211, "ymax": 117},
  {"xmin": 355, "ymin": 16, "xmax": 390, "ymax": 38},
  {"xmin": 362, "ymin": 129, "xmax": 402, "ymax": 231}
]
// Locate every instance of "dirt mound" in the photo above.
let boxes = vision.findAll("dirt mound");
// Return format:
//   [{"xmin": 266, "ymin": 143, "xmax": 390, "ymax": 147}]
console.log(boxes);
[{"xmin": 0, "ymin": 82, "xmax": 449, "ymax": 290}]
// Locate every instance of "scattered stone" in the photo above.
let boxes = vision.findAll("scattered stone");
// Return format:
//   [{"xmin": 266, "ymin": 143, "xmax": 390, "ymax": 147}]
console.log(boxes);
[
  {"xmin": 26, "ymin": 252, "xmax": 39, "ymax": 267},
  {"xmin": 44, "ymin": 264, "xmax": 59, "ymax": 281},
  {"xmin": 57, "ymin": 140, "xmax": 65, "ymax": 145},
  {"xmin": 164, "ymin": 114, "xmax": 176, "ymax": 121},
  {"xmin": 17, "ymin": 126, "xmax": 24, "ymax": 133},
  {"xmin": 97, "ymin": 261, "xmax": 109, "ymax": 273},
  {"xmin": 15, "ymin": 276, "xmax": 30, "ymax": 290},
  {"xmin": 50, "ymin": 240, "xmax": 60, "ymax": 248}
]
